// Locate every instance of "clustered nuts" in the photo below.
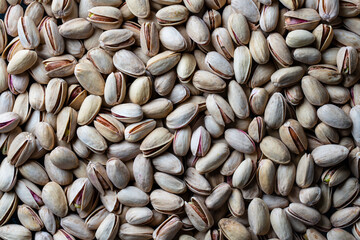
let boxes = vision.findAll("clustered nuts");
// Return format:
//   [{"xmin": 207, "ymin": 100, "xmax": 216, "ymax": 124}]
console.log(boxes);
[{"xmin": 0, "ymin": 0, "xmax": 360, "ymax": 239}]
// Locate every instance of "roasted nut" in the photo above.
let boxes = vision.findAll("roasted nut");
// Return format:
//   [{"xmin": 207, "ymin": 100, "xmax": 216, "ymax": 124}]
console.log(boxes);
[{"xmin": 0, "ymin": 0, "xmax": 359, "ymax": 237}]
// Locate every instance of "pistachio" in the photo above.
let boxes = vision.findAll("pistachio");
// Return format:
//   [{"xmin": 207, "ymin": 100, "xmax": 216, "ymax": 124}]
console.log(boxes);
[
  {"xmin": 337, "ymin": 46, "xmax": 358, "ymax": 74},
  {"xmin": 61, "ymin": 214, "xmax": 95, "ymax": 239},
  {"xmin": 140, "ymin": 127, "xmax": 173, "ymax": 157},
  {"xmin": 111, "ymin": 103, "xmax": 143, "ymax": 123},
  {"xmin": 286, "ymin": 203, "xmax": 321, "ymax": 225},
  {"xmin": 264, "ymin": 92, "xmax": 287, "ymax": 129},
  {"xmin": 206, "ymin": 94, "xmax": 234, "ymax": 126},
  {"xmin": 140, "ymin": 22, "xmax": 159, "ymax": 57},
  {"xmin": 0, "ymin": 192, "xmax": 18, "ymax": 227},
  {"xmin": 67, "ymin": 178, "xmax": 95, "ymax": 212},
  {"xmin": 87, "ymin": 161, "xmax": 113, "ymax": 196},
  {"xmin": 17, "ymin": 16, "xmax": 40, "ymax": 49},
  {"xmin": 7, "ymin": 50, "xmax": 37, "ymax": 75},
  {"xmin": 156, "ymin": 5, "xmax": 189, "ymax": 26},
  {"xmin": 333, "ymin": 177, "xmax": 359, "ymax": 209},
  {"xmin": 95, "ymin": 213, "xmax": 120, "ymax": 240},
  {"xmin": 7, "ymin": 132, "xmax": 36, "ymax": 167},
  {"xmin": 99, "ymin": 29, "xmax": 135, "ymax": 51},
  {"xmin": 94, "ymin": 113, "xmax": 125, "ymax": 143},
  {"xmin": 218, "ymin": 218, "xmax": 250, "ymax": 240},
  {"xmin": 231, "ymin": 0, "xmax": 260, "ymax": 23},
  {"xmin": 312, "ymin": 144, "xmax": 349, "ymax": 167},
  {"xmin": 317, "ymin": 104, "xmax": 352, "ymax": 129},
  {"xmin": 279, "ymin": 119, "xmax": 308, "ymax": 154},
  {"xmin": 232, "ymin": 158, "xmax": 256, "ymax": 189},
  {"xmin": 142, "ymin": 98, "xmax": 173, "ymax": 119},
  {"xmin": 17, "ymin": 204, "xmax": 44, "ymax": 231},
  {"xmin": 146, "ymin": 51, "xmax": 181, "ymax": 76},
  {"xmin": 186, "ymin": 16, "xmax": 210, "ymax": 45},
  {"xmin": 256, "ymin": 159, "xmax": 276, "ymax": 195},
  {"xmin": 286, "ymin": 29, "xmax": 315, "ymax": 48},
  {"xmin": 56, "ymin": 107, "xmax": 77, "ymax": 143},
  {"xmin": 0, "ymin": 112, "xmax": 20, "ymax": 134},
  {"xmin": 227, "ymin": 13, "xmax": 250, "ymax": 46},
  {"xmin": 5, "ymin": 5, "xmax": 24, "ymax": 37},
  {"xmin": 233, "ymin": 46, "xmax": 252, "ymax": 85},
  {"xmin": 49, "ymin": 146, "xmax": 78, "ymax": 170},
  {"xmin": 150, "ymin": 189, "xmax": 184, "ymax": 214},
  {"xmin": 203, "ymin": 9, "xmax": 221, "ymax": 30},
  {"xmin": 284, "ymin": 8, "xmax": 321, "ymax": 31},
  {"xmin": 44, "ymin": 153, "xmax": 73, "ymax": 186},
  {"xmin": 153, "ymin": 215, "xmax": 182, "ymax": 240},
  {"xmin": 293, "ymin": 47, "xmax": 322, "ymax": 65},
  {"xmin": 42, "ymin": 181, "xmax": 68, "ymax": 217},
  {"xmin": 249, "ymin": 29, "xmax": 270, "ymax": 65},
  {"xmin": 126, "ymin": 0, "xmax": 150, "ymax": 18},
  {"xmin": 103, "ymin": 73, "xmax": 126, "ymax": 106},
  {"xmin": 0, "ymin": 158, "xmax": 17, "ymax": 192},
  {"xmin": 0, "ymin": 224, "xmax": 31, "ymax": 240},
  {"xmin": 128, "ymin": 76, "xmax": 152, "ymax": 105},
  {"xmin": 119, "ymin": 223, "xmax": 153, "ymax": 240},
  {"xmin": 184, "ymin": 167, "xmax": 211, "ymax": 195},
  {"xmin": 172, "ymin": 126, "xmax": 191, "ymax": 157},
  {"xmin": 267, "ymin": 33, "xmax": 293, "ymax": 67},
  {"xmin": 270, "ymin": 208, "xmax": 293, "ymax": 240},
  {"xmin": 193, "ymin": 70, "xmax": 226, "ymax": 93},
  {"xmin": 87, "ymin": 6, "xmax": 123, "ymax": 30},
  {"xmin": 195, "ymin": 142, "xmax": 230, "ymax": 174},
  {"xmin": 114, "ymin": 50, "xmax": 146, "ymax": 77},
  {"xmin": 330, "ymin": 207, "xmax": 360, "ymax": 228},
  {"xmin": 107, "ymin": 141, "xmax": 141, "ymax": 161},
  {"xmin": 211, "ymin": 27, "xmax": 234, "ymax": 60},
  {"xmin": 159, "ymin": 27, "xmax": 187, "ymax": 52},
  {"xmin": 260, "ymin": 136, "xmax": 291, "ymax": 164},
  {"xmin": 271, "ymin": 66, "xmax": 305, "ymax": 88},
  {"xmin": 177, "ymin": 54, "xmax": 196, "ymax": 83},
  {"xmin": 185, "ymin": 197, "xmax": 213, "ymax": 232},
  {"xmin": 18, "ymin": 161, "xmax": 49, "ymax": 186},
  {"xmin": 74, "ymin": 62, "xmax": 105, "ymax": 96},
  {"xmin": 166, "ymin": 103, "xmax": 199, "ymax": 129},
  {"xmin": 248, "ymin": 198, "xmax": 270, "ymax": 235}
]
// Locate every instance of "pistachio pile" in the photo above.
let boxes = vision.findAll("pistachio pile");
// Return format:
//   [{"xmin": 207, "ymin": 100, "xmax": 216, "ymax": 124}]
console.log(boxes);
[{"xmin": 1, "ymin": 0, "xmax": 360, "ymax": 239}]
